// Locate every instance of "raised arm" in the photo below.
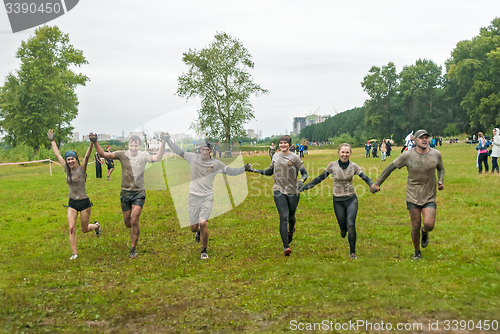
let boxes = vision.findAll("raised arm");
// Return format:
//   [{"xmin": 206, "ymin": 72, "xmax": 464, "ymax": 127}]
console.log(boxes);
[
  {"xmin": 81, "ymin": 142, "xmax": 94, "ymax": 172},
  {"xmin": 91, "ymin": 133, "xmax": 116, "ymax": 160},
  {"xmin": 165, "ymin": 135, "xmax": 185, "ymax": 158},
  {"xmin": 48, "ymin": 129, "xmax": 66, "ymax": 166},
  {"xmin": 149, "ymin": 133, "xmax": 168, "ymax": 163},
  {"xmin": 301, "ymin": 169, "xmax": 330, "ymax": 191}
]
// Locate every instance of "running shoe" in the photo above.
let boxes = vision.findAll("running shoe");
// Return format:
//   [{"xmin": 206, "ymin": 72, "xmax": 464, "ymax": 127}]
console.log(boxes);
[
  {"xmin": 195, "ymin": 231, "xmax": 200, "ymax": 243},
  {"xmin": 70, "ymin": 254, "xmax": 78, "ymax": 260},
  {"xmin": 350, "ymin": 253, "xmax": 357, "ymax": 260},
  {"xmin": 288, "ymin": 228, "xmax": 295, "ymax": 244},
  {"xmin": 284, "ymin": 248, "xmax": 292, "ymax": 256},
  {"xmin": 412, "ymin": 250, "xmax": 422, "ymax": 260},
  {"xmin": 129, "ymin": 249, "xmax": 138, "ymax": 259},
  {"xmin": 201, "ymin": 251, "xmax": 209, "ymax": 260},
  {"xmin": 340, "ymin": 230, "xmax": 347, "ymax": 238},
  {"xmin": 95, "ymin": 222, "xmax": 101, "ymax": 238},
  {"xmin": 421, "ymin": 228, "xmax": 429, "ymax": 248}
]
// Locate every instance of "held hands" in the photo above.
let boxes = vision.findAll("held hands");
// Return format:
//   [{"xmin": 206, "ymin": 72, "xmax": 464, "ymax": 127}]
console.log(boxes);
[
  {"xmin": 47, "ymin": 129, "xmax": 55, "ymax": 141},
  {"xmin": 160, "ymin": 132, "xmax": 170, "ymax": 141},
  {"xmin": 89, "ymin": 133, "xmax": 98, "ymax": 143},
  {"xmin": 244, "ymin": 164, "xmax": 254, "ymax": 172},
  {"xmin": 296, "ymin": 180, "xmax": 305, "ymax": 192},
  {"xmin": 438, "ymin": 182, "xmax": 444, "ymax": 191},
  {"xmin": 370, "ymin": 184, "xmax": 380, "ymax": 194}
]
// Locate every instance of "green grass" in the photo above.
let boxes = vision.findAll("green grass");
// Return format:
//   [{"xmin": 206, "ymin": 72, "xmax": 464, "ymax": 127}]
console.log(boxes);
[{"xmin": 1, "ymin": 143, "xmax": 500, "ymax": 333}]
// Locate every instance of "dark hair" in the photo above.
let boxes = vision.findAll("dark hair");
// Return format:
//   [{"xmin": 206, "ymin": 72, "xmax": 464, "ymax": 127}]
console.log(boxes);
[
  {"xmin": 65, "ymin": 152, "xmax": 81, "ymax": 182},
  {"xmin": 129, "ymin": 135, "xmax": 141, "ymax": 145},
  {"xmin": 279, "ymin": 135, "xmax": 292, "ymax": 146}
]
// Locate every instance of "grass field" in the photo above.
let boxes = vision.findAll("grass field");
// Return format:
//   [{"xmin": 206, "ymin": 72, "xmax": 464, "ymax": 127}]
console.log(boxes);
[{"xmin": 1, "ymin": 143, "xmax": 499, "ymax": 333}]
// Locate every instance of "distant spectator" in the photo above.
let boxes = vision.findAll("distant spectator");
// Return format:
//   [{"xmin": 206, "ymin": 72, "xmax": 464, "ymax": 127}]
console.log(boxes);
[
  {"xmin": 477, "ymin": 132, "xmax": 489, "ymax": 174},
  {"xmin": 269, "ymin": 143, "xmax": 276, "ymax": 160},
  {"xmin": 365, "ymin": 141, "xmax": 371, "ymax": 158},
  {"xmin": 491, "ymin": 128, "xmax": 500, "ymax": 173},
  {"xmin": 372, "ymin": 142, "xmax": 378, "ymax": 158},
  {"xmin": 380, "ymin": 140, "xmax": 387, "ymax": 161},
  {"xmin": 386, "ymin": 139, "xmax": 392, "ymax": 157}
]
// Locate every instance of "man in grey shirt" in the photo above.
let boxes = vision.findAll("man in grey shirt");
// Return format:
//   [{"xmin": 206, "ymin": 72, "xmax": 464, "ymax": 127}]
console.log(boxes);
[
  {"xmin": 165, "ymin": 134, "xmax": 250, "ymax": 260},
  {"xmin": 371, "ymin": 129, "xmax": 444, "ymax": 260},
  {"xmin": 91, "ymin": 133, "xmax": 167, "ymax": 259}
]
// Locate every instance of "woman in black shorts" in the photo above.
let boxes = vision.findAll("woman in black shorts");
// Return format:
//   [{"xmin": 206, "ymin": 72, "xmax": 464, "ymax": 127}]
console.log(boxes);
[
  {"xmin": 48, "ymin": 130, "xmax": 101, "ymax": 260},
  {"xmin": 300, "ymin": 143, "xmax": 373, "ymax": 260},
  {"xmin": 247, "ymin": 135, "xmax": 308, "ymax": 256},
  {"xmin": 105, "ymin": 146, "xmax": 115, "ymax": 180}
]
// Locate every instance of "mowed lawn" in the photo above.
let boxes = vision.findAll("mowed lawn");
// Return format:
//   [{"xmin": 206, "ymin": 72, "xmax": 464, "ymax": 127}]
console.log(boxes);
[{"xmin": 0, "ymin": 143, "xmax": 499, "ymax": 333}]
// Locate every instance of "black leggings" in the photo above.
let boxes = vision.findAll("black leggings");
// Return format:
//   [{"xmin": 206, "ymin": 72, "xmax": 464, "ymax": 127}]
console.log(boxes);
[
  {"xmin": 478, "ymin": 153, "xmax": 489, "ymax": 173},
  {"xmin": 273, "ymin": 191, "xmax": 300, "ymax": 248},
  {"xmin": 492, "ymin": 157, "xmax": 499, "ymax": 172},
  {"xmin": 333, "ymin": 195, "xmax": 358, "ymax": 254}
]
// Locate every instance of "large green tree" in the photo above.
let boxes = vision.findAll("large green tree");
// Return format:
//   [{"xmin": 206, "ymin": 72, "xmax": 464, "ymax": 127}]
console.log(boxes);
[
  {"xmin": 0, "ymin": 26, "xmax": 89, "ymax": 156},
  {"xmin": 176, "ymin": 32, "xmax": 268, "ymax": 143},
  {"xmin": 361, "ymin": 62, "xmax": 398, "ymax": 138},
  {"xmin": 446, "ymin": 17, "xmax": 500, "ymax": 132},
  {"xmin": 396, "ymin": 58, "xmax": 443, "ymax": 135}
]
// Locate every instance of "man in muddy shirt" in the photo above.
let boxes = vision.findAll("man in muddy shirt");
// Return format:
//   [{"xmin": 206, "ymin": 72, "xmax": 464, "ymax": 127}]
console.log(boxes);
[
  {"xmin": 371, "ymin": 129, "xmax": 444, "ymax": 260},
  {"xmin": 91, "ymin": 133, "xmax": 167, "ymax": 259},
  {"xmin": 165, "ymin": 135, "xmax": 249, "ymax": 260}
]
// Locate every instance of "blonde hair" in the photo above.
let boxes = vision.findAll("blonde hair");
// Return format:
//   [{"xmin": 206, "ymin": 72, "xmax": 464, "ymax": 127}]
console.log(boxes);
[
  {"xmin": 478, "ymin": 132, "xmax": 484, "ymax": 138},
  {"xmin": 338, "ymin": 143, "xmax": 352, "ymax": 152}
]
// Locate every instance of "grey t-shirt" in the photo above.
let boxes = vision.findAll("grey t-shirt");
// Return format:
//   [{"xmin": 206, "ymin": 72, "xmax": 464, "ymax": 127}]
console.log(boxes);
[
  {"xmin": 388, "ymin": 148, "xmax": 444, "ymax": 205},
  {"xmin": 270, "ymin": 152, "xmax": 304, "ymax": 195},
  {"xmin": 114, "ymin": 150, "xmax": 150, "ymax": 192},
  {"xmin": 67, "ymin": 165, "xmax": 88, "ymax": 200},
  {"xmin": 184, "ymin": 152, "xmax": 228, "ymax": 196},
  {"xmin": 325, "ymin": 161, "xmax": 363, "ymax": 197}
]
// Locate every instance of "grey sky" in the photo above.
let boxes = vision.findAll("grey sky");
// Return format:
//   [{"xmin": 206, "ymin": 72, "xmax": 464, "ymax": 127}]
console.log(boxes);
[{"xmin": 1, "ymin": 1, "xmax": 499, "ymax": 139}]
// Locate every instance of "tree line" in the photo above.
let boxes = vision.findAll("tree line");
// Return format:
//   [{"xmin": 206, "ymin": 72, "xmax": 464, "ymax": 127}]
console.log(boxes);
[{"xmin": 301, "ymin": 18, "xmax": 500, "ymax": 145}]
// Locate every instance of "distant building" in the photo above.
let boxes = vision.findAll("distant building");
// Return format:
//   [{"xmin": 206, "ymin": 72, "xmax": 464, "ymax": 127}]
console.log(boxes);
[
  {"xmin": 72, "ymin": 132, "xmax": 79, "ymax": 142},
  {"xmin": 293, "ymin": 117, "xmax": 306, "ymax": 135},
  {"xmin": 247, "ymin": 129, "xmax": 258, "ymax": 139},
  {"xmin": 293, "ymin": 114, "xmax": 330, "ymax": 134}
]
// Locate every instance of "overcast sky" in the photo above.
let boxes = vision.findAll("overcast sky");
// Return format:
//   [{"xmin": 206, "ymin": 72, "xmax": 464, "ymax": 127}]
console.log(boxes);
[{"xmin": 1, "ymin": 1, "xmax": 499, "ymax": 139}]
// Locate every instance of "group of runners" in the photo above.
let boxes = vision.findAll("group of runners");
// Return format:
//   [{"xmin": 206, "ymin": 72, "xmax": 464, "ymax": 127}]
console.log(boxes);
[{"xmin": 49, "ymin": 128, "xmax": 444, "ymax": 261}]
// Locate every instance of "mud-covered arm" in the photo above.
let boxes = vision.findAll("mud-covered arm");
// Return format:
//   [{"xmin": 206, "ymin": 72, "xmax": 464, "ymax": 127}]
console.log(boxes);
[
  {"xmin": 253, "ymin": 165, "xmax": 274, "ymax": 176},
  {"xmin": 81, "ymin": 142, "xmax": 94, "ymax": 172},
  {"xmin": 301, "ymin": 170, "xmax": 330, "ymax": 191},
  {"xmin": 374, "ymin": 163, "xmax": 398, "ymax": 186},
  {"xmin": 224, "ymin": 166, "xmax": 245, "ymax": 176},
  {"xmin": 437, "ymin": 154, "xmax": 445, "ymax": 186},
  {"xmin": 299, "ymin": 166, "xmax": 308, "ymax": 182},
  {"xmin": 165, "ymin": 138, "xmax": 185, "ymax": 158},
  {"xmin": 358, "ymin": 172, "xmax": 374, "ymax": 187}
]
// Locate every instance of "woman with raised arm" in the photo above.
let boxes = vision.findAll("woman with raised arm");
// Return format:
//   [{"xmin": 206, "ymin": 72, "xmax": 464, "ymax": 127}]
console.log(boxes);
[
  {"xmin": 247, "ymin": 135, "xmax": 308, "ymax": 257},
  {"xmin": 48, "ymin": 129, "xmax": 101, "ymax": 260},
  {"xmin": 300, "ymin": 143, "xmax": 373, "ymax": 260}
]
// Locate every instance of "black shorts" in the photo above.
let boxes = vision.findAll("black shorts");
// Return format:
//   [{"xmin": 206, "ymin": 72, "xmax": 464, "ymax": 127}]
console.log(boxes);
[
  {"xmin": 406, "ymin": 201, "xmax": 437, "ymax": 210},
  {"xmin": 68, "ymin": 198, "xmax": 93, "ymax": 212},
  {"xmin": 106, "ymin": 161, "xmax": 114, "ymax": 169},
  {"xmin": 120, "ymin": 190, "xmax": 146, "ymax": 212}
]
